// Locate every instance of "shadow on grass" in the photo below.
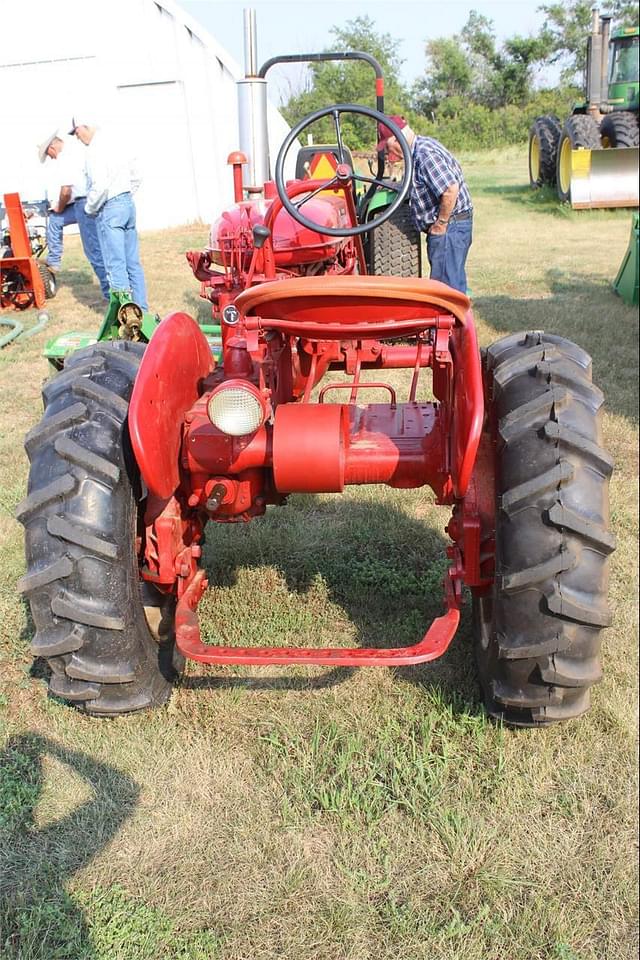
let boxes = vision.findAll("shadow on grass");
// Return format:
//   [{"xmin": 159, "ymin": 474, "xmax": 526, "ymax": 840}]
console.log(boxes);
[
  {"xmin": 473, "ymin": 181, "xmax": 573, "ymax": 217},
  {"xmin": 56, "ymin": 264, "xmax": 108, "ymax": 313},
  {"xmin": 476, "ymin": 181, "xmax": 634, "ymax": 221},
  {"xmin": 474, "ymin": 271, "xmax": 639, "ymax": 424},
  {"xmin": 0, "ymin": 733, "xmax": 139, "ymax": 959},
  {"xmin": 183, "ymin": 496, "xmax": 482, "ymax": 717}
]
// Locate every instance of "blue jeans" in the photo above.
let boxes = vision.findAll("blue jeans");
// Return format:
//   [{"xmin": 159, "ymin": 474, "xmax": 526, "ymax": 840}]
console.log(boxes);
[
  {"xmin": 95, "ymin": 193, "xmax": 148, "ymax": 309},
  {"xmin": 426, "ymin": 218, "xmax": 472, "ymax": 294},
  {"xmin": 47, "ymin": 200, "xmax": 109, "ymax": 298}
]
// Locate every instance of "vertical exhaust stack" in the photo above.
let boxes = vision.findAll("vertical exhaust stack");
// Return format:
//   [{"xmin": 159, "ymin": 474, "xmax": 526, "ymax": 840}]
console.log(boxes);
[
  {"xmin": 599, "ymin": 14, "xmax": 612, "ymax": 113},
  {"xmin": 587, "ymin": 7, "xmax": 604, "ymax": 117},
  {"xmin": 237, "ymin": 8, "xmax": 270, "ymax": 195}
]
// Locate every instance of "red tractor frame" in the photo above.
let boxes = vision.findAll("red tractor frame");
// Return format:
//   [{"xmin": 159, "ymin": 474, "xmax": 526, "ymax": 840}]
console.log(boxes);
[{"xmin": 17, "ymin": 49, "xmax": 614, "ymax": 726}]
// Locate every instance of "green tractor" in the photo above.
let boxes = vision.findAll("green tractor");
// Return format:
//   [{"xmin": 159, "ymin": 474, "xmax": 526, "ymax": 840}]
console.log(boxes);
[
  {"xmin": 295, "ymin": 142, "xmax": 422, "ymax": 277},
  {"xmin": 529, "ymin": 11, "xmax": 639, "ymax": 207}
]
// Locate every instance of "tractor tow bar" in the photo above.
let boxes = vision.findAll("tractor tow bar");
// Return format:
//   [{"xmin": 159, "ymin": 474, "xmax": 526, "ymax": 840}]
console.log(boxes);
[{"xmin": 174, "ymin": 567, "xmax": 460, "ymax": 667}]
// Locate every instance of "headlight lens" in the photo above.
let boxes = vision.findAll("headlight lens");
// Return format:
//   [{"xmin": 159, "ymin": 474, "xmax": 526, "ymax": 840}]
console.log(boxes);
[{"xmin": 207, "ymin": 385, "xmax": 264, "ymax": 436}]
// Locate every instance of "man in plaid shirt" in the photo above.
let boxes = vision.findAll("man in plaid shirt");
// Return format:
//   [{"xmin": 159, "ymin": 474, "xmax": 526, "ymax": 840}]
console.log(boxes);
[{"xmin": 377, "ymin": 116, "xmax": 473, "ymax": 294}]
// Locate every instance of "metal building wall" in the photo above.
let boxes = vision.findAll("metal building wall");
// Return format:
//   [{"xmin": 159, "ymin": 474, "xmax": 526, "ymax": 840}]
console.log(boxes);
[{"xmin": 0, "ymin": 0, "xmax": 292, "ymax": 230}]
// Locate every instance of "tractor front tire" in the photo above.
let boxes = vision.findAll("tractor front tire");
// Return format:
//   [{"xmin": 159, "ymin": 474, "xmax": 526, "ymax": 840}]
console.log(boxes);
[
  {"xmin": 600, "ymin": 111, "xmax": 639, "ymax": 148},
  {"xmin": 556, "ymin": 114, "xmax": 601, "ymax": 203},
  {"xmin": 36, "ymin": 260, "xmax": 57, "ymax": 299},
  {"xmin": 473, "ymin": 331, "xmax": 615, "ymax": 726},
  {"xmin": 528, "ymin": 115, "xmax": 562, "ymax": 187},
  {"xmin": 17, "ymin": 341, "xmax": 182, "ymax": 716},
  {"xmin": 369, "ymin": 202, "xmax": 422, "ymax": 277}
]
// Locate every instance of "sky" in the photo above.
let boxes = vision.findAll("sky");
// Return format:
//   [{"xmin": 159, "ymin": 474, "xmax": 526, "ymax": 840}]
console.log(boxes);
[{"xmin": 178, "ymin": 0, "xmax": 555, "ymax": 101}]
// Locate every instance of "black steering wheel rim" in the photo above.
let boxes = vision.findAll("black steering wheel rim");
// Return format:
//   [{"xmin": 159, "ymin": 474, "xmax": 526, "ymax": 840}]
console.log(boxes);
[{"xmin": 274, "ymin": 104, "xmax": 412, "ymax": 238}]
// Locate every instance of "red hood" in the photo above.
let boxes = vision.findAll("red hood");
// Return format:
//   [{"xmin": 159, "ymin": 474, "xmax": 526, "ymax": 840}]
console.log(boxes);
[{"xmin": 209, "ymin": 194, "xmax": 350, "ymax": 255}]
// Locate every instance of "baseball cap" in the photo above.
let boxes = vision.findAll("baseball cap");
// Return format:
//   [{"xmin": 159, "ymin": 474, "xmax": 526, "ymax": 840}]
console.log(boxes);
[
  {"xmin": 376, "ymin": 115, "xmax": 407, "ymax": 151},
  {"xmin": 37, "ymin": 129, "xmax": 60, "ymax": 163}
]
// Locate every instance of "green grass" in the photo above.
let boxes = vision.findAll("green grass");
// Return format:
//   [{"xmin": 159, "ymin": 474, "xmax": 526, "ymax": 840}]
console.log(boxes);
[{"xmin": 0, "ymin": 145, "xmax": 638, "ymax": 959}]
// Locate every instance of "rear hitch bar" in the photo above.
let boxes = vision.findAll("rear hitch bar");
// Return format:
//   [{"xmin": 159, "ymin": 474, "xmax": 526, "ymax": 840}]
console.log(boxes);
[{"xmin": 175, "ymin": 568, "xmax": 460, "ymax": 667}]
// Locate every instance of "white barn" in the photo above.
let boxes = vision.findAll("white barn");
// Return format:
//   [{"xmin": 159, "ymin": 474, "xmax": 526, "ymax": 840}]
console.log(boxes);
[{"xmin": 0, "ymin": 0, "xmax": 292, "ymax": 230}]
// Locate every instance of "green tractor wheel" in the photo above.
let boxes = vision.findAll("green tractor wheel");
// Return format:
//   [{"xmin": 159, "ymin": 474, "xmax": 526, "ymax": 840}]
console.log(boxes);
[
  {"xmin": 528, "ymin": 116, "xmax": 562, "ymax": 187},
  {"xmin": 556, "ymin": 115, "xmax": 601, "ymax": 203},
  {"xmin": 367, "ymin": 201, "xmax": 422, "ymax": 277},
  {"xmin": 600, "ymin": 112, "xmax": 640, "ymax": 148}
]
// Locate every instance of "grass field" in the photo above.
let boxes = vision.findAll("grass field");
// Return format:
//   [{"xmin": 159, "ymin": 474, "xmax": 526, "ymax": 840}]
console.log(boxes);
[{"xmin": 0, "ymin": 146, "xmax": 638, "ymax": 960}]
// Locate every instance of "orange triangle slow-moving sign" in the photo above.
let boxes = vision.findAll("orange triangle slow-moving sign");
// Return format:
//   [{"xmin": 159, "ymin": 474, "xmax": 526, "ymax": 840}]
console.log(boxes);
[{"xmin": 308, "ymin": 152, "xmax": 338, "ymax": 180}]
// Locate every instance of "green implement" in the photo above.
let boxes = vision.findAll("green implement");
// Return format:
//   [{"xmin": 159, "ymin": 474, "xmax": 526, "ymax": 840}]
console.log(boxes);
[
  {"xmin": 613, "ymin": 213, "xmax": 639, "ymax": 306},
  {"xmin": 44, "ymin": 290, "xmax": 222, "ymax": 371}
]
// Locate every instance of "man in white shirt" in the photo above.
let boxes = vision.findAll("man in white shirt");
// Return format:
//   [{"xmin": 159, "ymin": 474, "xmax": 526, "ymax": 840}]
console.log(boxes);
[
  {"xmin": 69, "ymin": 116, "xmax": 148, "ymax": 309},
  {"xmin": 37, "ymin": 129, "xmax": 109, "ymax": 300}
]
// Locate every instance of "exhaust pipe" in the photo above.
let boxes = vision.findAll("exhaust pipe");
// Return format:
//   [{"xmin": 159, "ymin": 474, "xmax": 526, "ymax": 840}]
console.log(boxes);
[
  {"xmin": 599, "ymin": 14, "xmax": 612, "ymax": 112},
  {"xmin": 587, "ymin": 7, "xmax": 603, "ymax": 116},
  {"xmin": 237, "ymin": 8, "xmax": 270, "ymax": 194}
]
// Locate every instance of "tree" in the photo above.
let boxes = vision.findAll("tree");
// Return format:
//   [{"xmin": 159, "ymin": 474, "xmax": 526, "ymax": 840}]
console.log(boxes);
[
  {"xmin": 411, "ymin": 38, "xmax": 473, "ymax": 115},
  {"xmin": 411, "ymin": 11, "xmax": 553, "ymax": 114},
  {"xmin": 490, "ymin": 34, "xmax": 556, "ymax": 105},
  {"xmin": 539, "ymin": 0, "xmax": 640, "ymax": 81},
  {"xmin": 281, "ymin": 16, "xmax": 409, "ymax": 150}
]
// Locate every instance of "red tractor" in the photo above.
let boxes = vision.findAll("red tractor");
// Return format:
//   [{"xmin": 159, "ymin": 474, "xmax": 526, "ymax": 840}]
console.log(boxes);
[{"xmin": 17, "ymin": 41, "xmax": 614, "ymax": 726}]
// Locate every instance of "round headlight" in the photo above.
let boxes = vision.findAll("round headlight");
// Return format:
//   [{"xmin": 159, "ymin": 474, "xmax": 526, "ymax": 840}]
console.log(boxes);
[{"xmin": 207, "ymin": 385, "xmax": 264, "ymax": 436}]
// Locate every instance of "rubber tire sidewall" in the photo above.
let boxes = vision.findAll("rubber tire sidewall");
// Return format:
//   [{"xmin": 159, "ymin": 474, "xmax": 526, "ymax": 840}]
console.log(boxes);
[
  {"xmin": 368, "ymin": 201, "xmax": 422, "ymax": 277},
  {"xmin": 20, "ymin": 342, "xmax": 180, "ymax": 716}
]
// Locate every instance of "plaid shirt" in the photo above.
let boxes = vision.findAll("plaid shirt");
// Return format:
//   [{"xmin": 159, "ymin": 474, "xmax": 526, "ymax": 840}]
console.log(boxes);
[{"xmin": 409, "ymin": 136, "xmax": 472, "ymax": 231}]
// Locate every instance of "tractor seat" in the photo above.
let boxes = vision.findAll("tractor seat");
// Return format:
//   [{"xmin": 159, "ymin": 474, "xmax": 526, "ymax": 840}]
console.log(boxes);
[{"xmin": 235, "ymin": 275, "xmax": 471, "ymax": 340}]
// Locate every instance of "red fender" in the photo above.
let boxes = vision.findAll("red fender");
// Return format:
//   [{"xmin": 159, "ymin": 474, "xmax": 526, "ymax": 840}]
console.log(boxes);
[
  {"xmin": 129, "ymin": 312, "xmax": 213, "ymax": 498},
  {"xmin": 451, "ymin": 314, "xmax": 485, "ymax": 498}
]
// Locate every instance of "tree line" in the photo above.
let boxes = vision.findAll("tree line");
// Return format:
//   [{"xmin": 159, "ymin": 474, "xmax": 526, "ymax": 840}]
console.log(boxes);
[{"xmin": 280, "ymin": 0, "xmax": 639, "ymax": 151}]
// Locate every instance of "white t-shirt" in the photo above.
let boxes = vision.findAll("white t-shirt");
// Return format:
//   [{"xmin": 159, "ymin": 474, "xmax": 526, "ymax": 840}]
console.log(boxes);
[
  {"xmin": 45, "ymin": 137, "xmax": 89, "ymax": 204},
  {"xmin": 84, "ymin": 126, "xmax": 141, "ymax": 215}
]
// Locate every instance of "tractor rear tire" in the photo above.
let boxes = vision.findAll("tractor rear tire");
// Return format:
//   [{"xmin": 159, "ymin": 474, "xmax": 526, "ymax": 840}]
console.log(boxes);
[
  {"xmin": 369, "ymin": 202, "xmax": 422, "ymax": 277},
  {"xmin": 473, "ymin": 331, "xmax": 615, "ymax": 726},
  {"xmin": 528, "ymin": 115, "xmax": 562, "ymax": 187},
  {"xmin": 600, "ymin": 111, "xmax": 639, "ymax": 148},
  {"xmin": 556, "ymin": 114, "xmax": 601, "ymax": 203},
  {"xmin": 16, "ymin": 341, "xmax": 182, "ymax": 716},
  {"xmin": 36, "ymin": 260, "xmax": 57, "ymax": 299}
]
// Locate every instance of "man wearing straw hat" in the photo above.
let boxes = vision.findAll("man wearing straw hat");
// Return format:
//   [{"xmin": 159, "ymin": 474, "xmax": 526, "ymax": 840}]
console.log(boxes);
[{"xmin": 38, "ymin": 128, "xmax": 109, "ymax": 300}]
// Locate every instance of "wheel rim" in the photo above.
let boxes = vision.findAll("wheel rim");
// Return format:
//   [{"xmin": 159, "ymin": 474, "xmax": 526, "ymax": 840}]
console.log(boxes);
[
  {"xmin": 559, "ymin": 137, "xmax": 572, "ymax": 195},
  {"xmin": 530, "ymin": 135, "xmax": 541, "ymax": 182}
]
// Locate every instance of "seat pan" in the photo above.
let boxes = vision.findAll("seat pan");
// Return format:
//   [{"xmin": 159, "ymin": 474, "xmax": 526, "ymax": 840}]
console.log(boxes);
[{"xmin": 235, "ymin": 275, "xmax": 471, "ymax": 328}]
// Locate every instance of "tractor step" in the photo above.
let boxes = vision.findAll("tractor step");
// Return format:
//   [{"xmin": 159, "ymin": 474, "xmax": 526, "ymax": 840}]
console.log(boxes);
[{"xmin": 175, "ymin": 570, "xmax": 460, "ymax": 667}]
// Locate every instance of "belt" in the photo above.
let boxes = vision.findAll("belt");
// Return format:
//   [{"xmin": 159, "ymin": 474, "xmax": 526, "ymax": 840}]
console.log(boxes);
[{"xmin": 449, "ymin": 210, "xmax": 472, "ymax": 222}]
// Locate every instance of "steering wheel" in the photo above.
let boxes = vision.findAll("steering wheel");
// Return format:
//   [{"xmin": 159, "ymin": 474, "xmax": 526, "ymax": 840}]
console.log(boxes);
[{"xmin": 274, "ymin": 104, "xmax": 412, "ymax": 238}]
